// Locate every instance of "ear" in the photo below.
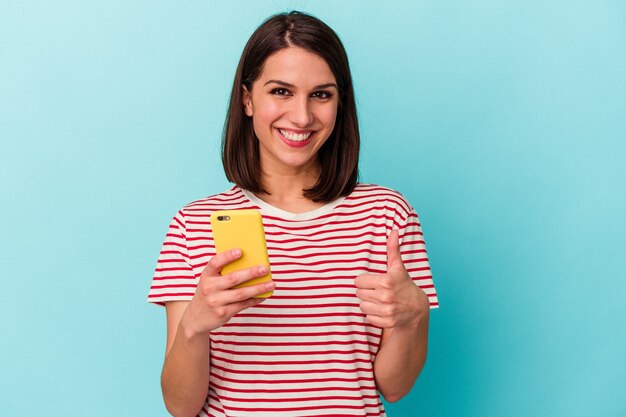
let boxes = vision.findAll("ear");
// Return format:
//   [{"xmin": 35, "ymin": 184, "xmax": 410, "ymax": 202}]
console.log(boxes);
[{"xmin": 242, "ymin": 85, "xmax": 253, "ymax": 117}]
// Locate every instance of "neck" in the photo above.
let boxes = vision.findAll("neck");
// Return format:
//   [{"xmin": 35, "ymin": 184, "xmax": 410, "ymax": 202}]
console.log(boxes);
[{"xmin": 255, "ymin": 160, "xmax": 325, "ymax": 213}]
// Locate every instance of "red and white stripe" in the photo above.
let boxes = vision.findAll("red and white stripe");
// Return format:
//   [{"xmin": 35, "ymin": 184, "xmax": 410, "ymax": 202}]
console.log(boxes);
[{"xmin": 149, "ymin": 184, "xmax": 438, "ymax": 416}]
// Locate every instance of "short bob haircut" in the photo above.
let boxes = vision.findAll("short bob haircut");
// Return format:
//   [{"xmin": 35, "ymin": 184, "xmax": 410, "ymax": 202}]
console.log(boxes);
[{"xmin": 222, "ymin": 11, "xmax": 360, "ymax": 202}]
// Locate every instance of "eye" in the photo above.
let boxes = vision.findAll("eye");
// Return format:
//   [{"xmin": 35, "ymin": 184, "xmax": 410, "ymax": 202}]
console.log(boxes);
[
  {"xmin": 270, "ymin": 88, "xmax": 292, "ymax": 97},
  {"xmin": 312, "ymin": 90, "xmax": 333, "ymax": 100}
]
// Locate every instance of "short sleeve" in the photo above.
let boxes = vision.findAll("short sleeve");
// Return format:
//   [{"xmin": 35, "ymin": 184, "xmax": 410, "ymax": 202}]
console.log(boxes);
[
  {"xmin": 398, "ymin": 208, "xmax": 439, "ymax": 309},
  {"xmin": 147, "ymin": 211, "xmax": 198, "ymax": 306}
]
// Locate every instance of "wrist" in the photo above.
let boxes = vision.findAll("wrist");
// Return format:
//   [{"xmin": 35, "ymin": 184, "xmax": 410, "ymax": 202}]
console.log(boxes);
[
  {"xmin": 412, "ymin": 287, "xmax": 431, "ymax": 324},
  {"xmin": 398, "ymin": 307, "xmax": 430, "ymax": 333},
  {"xmin": 179, "ymin": 309, "xmax": 208, "ymax": 346}
]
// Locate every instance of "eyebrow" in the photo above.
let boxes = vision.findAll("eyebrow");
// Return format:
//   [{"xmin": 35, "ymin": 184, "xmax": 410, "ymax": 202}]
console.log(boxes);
[{"xmin": 264, "ymin": 79, "xmax": 338, "ymax": 90}]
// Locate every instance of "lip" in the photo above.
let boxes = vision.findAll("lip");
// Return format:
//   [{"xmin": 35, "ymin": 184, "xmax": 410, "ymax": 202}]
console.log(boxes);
[
  {"xmin": 276, "ymin": 128, "xmax": 315, "ymax": 148},
  {"xmin": 277, "ymin": 127, "xmax": 314, "ymax": 134}
]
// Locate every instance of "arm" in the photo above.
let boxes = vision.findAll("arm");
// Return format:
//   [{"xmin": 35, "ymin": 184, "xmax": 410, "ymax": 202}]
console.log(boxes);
[
  {"xmin": 161, "ymin": 301, "xmax": 209, "ymax": 417},
  {"xmin": 373, "ymin": 297, "xmax": 430, "ymax": 402},
  {"xmin": 160, "ymin": 249, "xmax": 275, "ymax": 417},
  {"xmin": 355, "ymin": 230, "xmax": 432, "ymax": 402}
]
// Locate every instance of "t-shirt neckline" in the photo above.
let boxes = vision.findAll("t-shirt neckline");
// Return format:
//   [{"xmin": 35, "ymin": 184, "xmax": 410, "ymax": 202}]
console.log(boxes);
[{"xmin": 240, "ymin": 188, "xmax": 347, "ymax": 221}]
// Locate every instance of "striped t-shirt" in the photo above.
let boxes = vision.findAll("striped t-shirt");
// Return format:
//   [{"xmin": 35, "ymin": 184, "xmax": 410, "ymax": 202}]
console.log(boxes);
[{"xmin": 148, "ymin": 183, "xmax": 439, "ymax": 417}]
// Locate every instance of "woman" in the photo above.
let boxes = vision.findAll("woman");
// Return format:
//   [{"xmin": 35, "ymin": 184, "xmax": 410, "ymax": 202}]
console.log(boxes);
[{"xmin": 148, "ymin": 11, "xmax": 438, "ymax": 417}]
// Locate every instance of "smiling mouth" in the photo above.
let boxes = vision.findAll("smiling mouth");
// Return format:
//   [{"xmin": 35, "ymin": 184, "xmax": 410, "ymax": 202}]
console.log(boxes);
[{"xmin": 278, "ymin": 128, "xmax": 313, "ymax": 142}]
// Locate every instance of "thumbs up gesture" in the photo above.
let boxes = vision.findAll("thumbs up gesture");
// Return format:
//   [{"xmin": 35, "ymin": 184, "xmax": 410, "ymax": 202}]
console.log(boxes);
[{"xmin": 355, "ymin": 230, "xmax": 430, "ymax": 329}]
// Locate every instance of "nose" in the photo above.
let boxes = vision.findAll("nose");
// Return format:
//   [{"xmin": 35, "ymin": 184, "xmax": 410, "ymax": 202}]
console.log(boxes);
[{"xmin": 289, "ymin": 96, "xmax": 314, "ymax": 127}]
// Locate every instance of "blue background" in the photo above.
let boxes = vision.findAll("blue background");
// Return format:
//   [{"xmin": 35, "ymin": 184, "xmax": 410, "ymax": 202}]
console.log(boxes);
[{"xmin": 1, "ymin": 1, "xmax": 625, "ymax": 416}]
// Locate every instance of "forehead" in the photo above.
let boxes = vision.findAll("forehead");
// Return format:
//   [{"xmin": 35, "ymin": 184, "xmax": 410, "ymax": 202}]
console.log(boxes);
[{"xmin": 257, "ymin": 47, "xmax": 336, "ymax": 86}]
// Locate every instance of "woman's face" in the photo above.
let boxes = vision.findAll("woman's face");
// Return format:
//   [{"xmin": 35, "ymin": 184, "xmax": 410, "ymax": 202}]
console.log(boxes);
[{"xmin": 243, "ymin": 47, "xmax": 339, "ymax": 175}]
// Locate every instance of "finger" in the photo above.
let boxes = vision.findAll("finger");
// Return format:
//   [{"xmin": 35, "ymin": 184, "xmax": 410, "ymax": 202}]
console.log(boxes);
[
  {"xmin": 202, "ymin": 249, "xmax": 242, "ymax": 276},
  {"xmin": 359, "ymin": 300, "xmax": 391, "ymax": 318},
  {"xmin": 355, "ymin": 288, "xmax": 377, "ymax": 303},
  {"xmin": 225, "ymin": 279, "xmax": 276, "ymax": 303},
  {"xmin": 386, "ymin": 229, "xmax": 405, "ymax": 272},
  {"xmin": 363, "ymin": 314, "xmax": 392, "ymax": 329},
  {"xmin": 358, "ymin": 287, "xmax": 395, "ymax": 305},
  {"xmin": 217, "ymin": 265, "xmax": 270, "ymax": 291},
  {"xmin": 229, "ymin": 296, "xmax": 267, "ymax": 313},
  {"xmin": 213, "ymin": 297, "xmax": 266, "ymax": 325},
  {"xmin": 355, "ymin": 274, "xmax": 382, "ymax": 290}
]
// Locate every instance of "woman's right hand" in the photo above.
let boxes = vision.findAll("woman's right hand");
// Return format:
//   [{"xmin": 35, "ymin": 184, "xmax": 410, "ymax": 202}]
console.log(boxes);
[{"xmin": 180, "ymin": 248, "xmax": 275, "ymax": 339}]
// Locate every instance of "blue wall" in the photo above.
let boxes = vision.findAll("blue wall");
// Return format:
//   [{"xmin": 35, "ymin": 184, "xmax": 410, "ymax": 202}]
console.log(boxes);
[{"xmin": 1, "ymin": 1, "xmax": 625, "ymax": 416}]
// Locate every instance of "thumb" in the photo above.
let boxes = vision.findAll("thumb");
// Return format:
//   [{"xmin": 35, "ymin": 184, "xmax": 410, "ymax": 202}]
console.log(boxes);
[{"xmin": 386, "ymin": 229, "xmax": 405, "ymax": 271}]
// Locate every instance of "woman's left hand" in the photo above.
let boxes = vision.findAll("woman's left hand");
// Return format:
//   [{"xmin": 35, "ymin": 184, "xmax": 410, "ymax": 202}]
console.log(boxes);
[{"xmin": 355, "ymin": 229, "xmax": 430, "ymax": 329}]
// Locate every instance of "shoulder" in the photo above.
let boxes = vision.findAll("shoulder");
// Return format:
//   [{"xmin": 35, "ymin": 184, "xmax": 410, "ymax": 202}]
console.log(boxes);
[
  {"xmin": 344, "ymin": 183, "xmax": 415, "ymax": 216},
  {"xmin": 181, "ymin": 186, "xmax": 247, "ymax": 211},
  {"xmin": 174, "ymin": 186, "xmax": 253, "ymax": 225}
]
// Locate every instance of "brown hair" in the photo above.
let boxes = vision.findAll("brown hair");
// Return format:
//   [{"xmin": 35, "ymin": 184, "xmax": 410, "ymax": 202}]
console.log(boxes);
[{"xmin": 221, "ymin": 11, "xmax": 360, "ymax": 202}]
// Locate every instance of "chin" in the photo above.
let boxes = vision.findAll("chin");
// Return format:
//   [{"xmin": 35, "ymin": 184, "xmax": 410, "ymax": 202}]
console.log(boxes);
[{"xmin": 282, "ymin": 158, "xmax": 313, "ymax": 168}]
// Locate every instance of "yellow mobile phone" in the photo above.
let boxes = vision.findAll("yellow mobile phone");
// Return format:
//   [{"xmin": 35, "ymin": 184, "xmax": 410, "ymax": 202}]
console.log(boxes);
[{"xmin": 209, "ymin": 209, "xmax": 273, "ymax": 298}]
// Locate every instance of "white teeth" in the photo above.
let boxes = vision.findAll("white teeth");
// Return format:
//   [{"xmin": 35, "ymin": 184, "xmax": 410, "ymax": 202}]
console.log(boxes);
[{"xmin": 279, "ymin": 129, "xmax": 312, "ymax": 142}]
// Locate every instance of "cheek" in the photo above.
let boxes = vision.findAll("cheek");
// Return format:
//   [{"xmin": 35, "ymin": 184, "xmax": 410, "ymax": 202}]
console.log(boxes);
[
  {"xmin": 319, "ymin": 105, "xmax": 338, "ymax": 130},
  {"xmin": 254, "ymin": 98, "xmax": 283, "ymax": 122},
  {"xmin": 251, "ymin": 102, "xmax": 282, "ymax": 135}
]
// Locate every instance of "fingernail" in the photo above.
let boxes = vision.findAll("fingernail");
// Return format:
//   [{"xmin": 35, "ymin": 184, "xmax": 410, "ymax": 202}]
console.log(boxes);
[
  {"xmin": 232, "ymin": 248, "xmax": 242, "ymax": 257},
  {"xmin": 266, "ymin": 281, "xmax": 275, "ymax": 290},
  {"xmin": 258, "ymin": 266, "xmax": 268, "ymax": 274}
]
